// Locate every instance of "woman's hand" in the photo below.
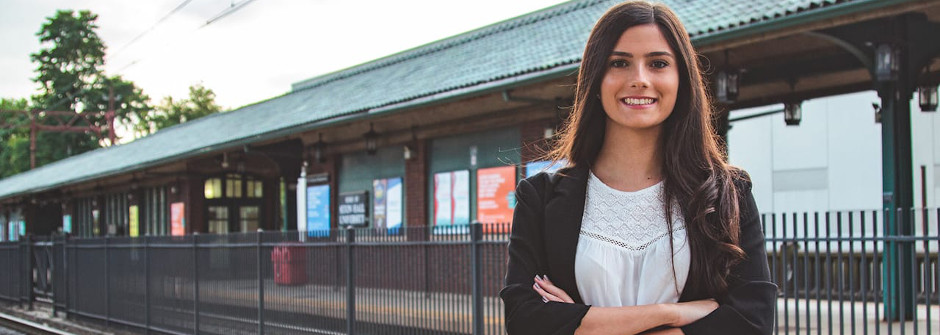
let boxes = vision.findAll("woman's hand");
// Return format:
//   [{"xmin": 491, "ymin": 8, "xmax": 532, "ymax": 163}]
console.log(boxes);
[
  {"xmin": 666, "ymin": 299, "xmax": 718, "ymax": 327},
  {"xmin": 532, "ymin": 275, "xmax": 574, "ymax": 303}
]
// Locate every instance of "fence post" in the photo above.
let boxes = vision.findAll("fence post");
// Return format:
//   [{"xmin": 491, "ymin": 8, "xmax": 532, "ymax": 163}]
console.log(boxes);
[
  {"xmin": 105, "ymin": 236, "xmax": 110, "ymax": 326},
  {"xmin": 257, "ymin": 229, "xmax": 265, "ymax": 335},
  {"xmin": 144, "ymin": 235, "xmax": 151, "ymax": 335},
  {"xmin": 346, "ymin": 227, "xmax": 356, "ymax": 335},
  {"xmin": 193, "ymin": 233, "xmax": 200, "ymax": 335},
  {"xmin": 24, "ymin": 234, "xmax": 32, "ymax": 310},
  {"xmin": 52, "ymin": 234, "xmax": 59, "ymax": 317},
  {"xmin": 470, "ymin": 223, "xmax": 483, "ymax": 335},
  {"xmin": 62, "ymin": 233, "xmax": 68, "ymax": 318}
]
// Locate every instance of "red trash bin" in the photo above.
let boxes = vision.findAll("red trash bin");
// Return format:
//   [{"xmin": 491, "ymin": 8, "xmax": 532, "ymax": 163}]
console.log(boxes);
[{"xmin": 272, "ymin": 243, "xmax": 307, "ymax": 285}]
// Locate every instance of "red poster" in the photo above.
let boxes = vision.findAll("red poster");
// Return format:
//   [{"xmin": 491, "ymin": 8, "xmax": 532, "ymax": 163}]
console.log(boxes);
[
  {"xmin": 171, "ymin": 202, "xmax": 186, "ymax": 236},
  {"xmin": 476, "ymin": 166, "xmax": 516, "ymax": 232}
]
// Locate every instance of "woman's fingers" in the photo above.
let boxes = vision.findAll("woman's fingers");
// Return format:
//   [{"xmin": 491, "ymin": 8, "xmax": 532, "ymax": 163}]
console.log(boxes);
[
  {"xmin": 532, "ymin": 281, "xmax": 563, "ymax": 302},
  {"xmin": 534, "ymin": 275, "xmax": 574, "ymax": 303}
]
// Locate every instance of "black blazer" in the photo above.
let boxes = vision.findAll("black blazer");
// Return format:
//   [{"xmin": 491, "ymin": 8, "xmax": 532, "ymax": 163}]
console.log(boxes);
[{"xmin": 499, "ymin": 165, "xmax": 777, "ymax": 335}]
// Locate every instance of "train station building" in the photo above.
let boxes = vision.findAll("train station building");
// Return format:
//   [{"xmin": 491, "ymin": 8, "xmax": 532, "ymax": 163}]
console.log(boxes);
[{"xmin": 0, "ymin": 0, "xmax": 939, "ymax": 241}]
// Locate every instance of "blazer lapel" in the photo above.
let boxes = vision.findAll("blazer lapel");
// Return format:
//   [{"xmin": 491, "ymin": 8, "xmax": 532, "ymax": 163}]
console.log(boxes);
[{"xmin": 542, "ymin": 165, "xmax": 589, "ymax": 304}]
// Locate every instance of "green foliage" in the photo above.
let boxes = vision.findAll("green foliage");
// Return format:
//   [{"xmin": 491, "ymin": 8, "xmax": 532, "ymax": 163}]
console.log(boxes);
[
  {"xmin": 23, "ymin": 9, "xmax": 152, "ymax": 170},
  {"xmin": 143, "ymin": 84, "xmax": 223, "ymax": 135},
  {"xmin": 0, "ymin": 98, "xmax": 31, "ymax": 178}
]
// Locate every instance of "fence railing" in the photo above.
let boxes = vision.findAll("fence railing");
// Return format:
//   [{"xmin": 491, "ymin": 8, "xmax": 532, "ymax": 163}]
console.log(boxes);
[{"xmin": 0, "ymin": 209, "xmax": 938, "ymax": 335}]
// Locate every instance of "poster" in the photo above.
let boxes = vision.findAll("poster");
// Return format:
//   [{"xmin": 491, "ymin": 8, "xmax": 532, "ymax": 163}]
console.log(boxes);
[
  {"xmin": 92, "ymin": 209, "xmax": 100, "ymax": 236},
  {"xmin": 434, "ymin": 170, "xmax": 470, "ymax": 231},
  {"xmin": 476, "ymin": 166, "xmax": 516, "ymax": 229},
  {"xmin": 338, "ymin": 191, "xmax": 368, "ymax": 226},
  {"xmin": 129, "ymin": 205, "xmax": 139, "ymax": 237},
  {"xmin": 171, "ymin": 202, "xmax": 185, "ymax": 236},
  {"xmin": 373, "ymin": 177, "xmax": 403, "ymax": 234},
  {"xmin": 306, "ymin": 184, "xmax": 331, "ymax": 237},
  {"xmin": 526, "ymin": 159, "xmax": 567, "ymax": 177},
  {"xmin": 63, "ymin": 215, "xmax": 72, "ymax": 234}
]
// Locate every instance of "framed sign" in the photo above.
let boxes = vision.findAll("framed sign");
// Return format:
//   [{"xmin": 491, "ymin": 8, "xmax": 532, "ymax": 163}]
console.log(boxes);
[
  {"xmin": 476, "ymin": 166, "xmax": 516, "ymax": 225},
  {"xmin": 171, "ymin": 202, "xmax": 186, "ymax": 236},
  {"xmin": 338, "ymin": 191, "xmax": 369, "ymax": 227},
  {"xmin": 306, "ymin": 184, "xmax": 331, "ymax": 236},
  {"xmin": 526, "ymin": 159, "xmax": 567, "ymax": 177},
  {"xmin": 373, "ymin": 177, "xmax": 403, "ymax": 234},
  {"xmin": 434, "ymin": 170, "xmax": 470, "ymax": 227},
  {"xmin": 129, "ymin": 206, "xmax": 139, "ymax": 237}
]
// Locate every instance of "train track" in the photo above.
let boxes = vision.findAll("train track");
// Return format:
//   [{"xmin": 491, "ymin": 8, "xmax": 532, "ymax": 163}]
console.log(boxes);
[{"xmin": 0, "ymin": 312, "xmax": 73, "ymax": 335}]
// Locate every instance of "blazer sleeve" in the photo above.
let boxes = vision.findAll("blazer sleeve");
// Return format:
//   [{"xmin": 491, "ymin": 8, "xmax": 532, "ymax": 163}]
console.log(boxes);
[
  {"xmin": 499, "ymin": 175, "xmax": 590, "ymax": 335},
  {"xmin": 681, "ymin": 177, "xmax": 778, "ymax": 335}
]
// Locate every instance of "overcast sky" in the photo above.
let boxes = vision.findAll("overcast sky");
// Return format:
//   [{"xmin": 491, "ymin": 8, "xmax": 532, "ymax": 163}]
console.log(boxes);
[{"xmin": 1, "ymin": 0, "xmax": 570, "ymax": 110}]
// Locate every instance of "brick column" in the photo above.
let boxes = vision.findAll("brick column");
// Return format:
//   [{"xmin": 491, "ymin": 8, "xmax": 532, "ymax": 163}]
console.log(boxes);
[{"xmin": 405, "ymin": 139, "xmax": 428, "ymax": 239}]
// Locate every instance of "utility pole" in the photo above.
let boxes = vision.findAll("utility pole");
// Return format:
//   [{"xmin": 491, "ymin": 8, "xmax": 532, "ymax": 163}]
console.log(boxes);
[{"xmin": 0, "ymin": 94, "xmax": 116, "ymax": 169}]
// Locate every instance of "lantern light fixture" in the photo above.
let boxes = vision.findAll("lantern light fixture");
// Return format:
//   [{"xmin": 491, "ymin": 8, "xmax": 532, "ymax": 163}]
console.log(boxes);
[
  {"xmin": 364, "ymin": 123, "xmax": 378, "ymax": 155},
  {"xmin": 875, "ymin": 44, "xmax": 899, "ymax": 83},
  {"xmin": 918, "ymin": 84, "xmax": 938, "ymax": 112},
  {"xmin": 716, "ymin": 69, "xmax": 740, "ymax": 103},
  {"xmin": 784, "ymin": 101, "xmax": 802, "ymax": 126},
  {"xmin": 313, "ymin": 133, "xmax": 327, "ymax": 163}
]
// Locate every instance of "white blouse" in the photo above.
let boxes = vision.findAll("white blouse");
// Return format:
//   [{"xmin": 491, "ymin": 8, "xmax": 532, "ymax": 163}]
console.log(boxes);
[{"xmin": 575, "ymin": 172, "xmax": 691, "ymax": 307}]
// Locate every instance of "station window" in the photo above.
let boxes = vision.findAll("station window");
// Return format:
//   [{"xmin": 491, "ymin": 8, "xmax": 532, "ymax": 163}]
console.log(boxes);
[{"xmin": 206, "ymin": 174, "xmax": 263, "ymax": 200}]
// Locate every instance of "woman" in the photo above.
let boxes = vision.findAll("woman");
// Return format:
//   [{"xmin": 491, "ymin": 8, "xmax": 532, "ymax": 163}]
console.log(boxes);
[{"xmin": 500, "ymin": 1, "xmax": 776, "ymax": 335}]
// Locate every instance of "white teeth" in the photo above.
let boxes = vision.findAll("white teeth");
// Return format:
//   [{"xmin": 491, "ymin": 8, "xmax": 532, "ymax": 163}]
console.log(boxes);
[{"xmin": 622, "ymin": 98, "xmax": 655, "ymax": 105}]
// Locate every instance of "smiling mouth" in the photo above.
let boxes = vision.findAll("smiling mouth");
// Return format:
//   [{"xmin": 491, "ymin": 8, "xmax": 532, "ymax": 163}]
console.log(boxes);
[{"xmin": 621, "ymin": 97, "xmax": 656, "ymax": 105}]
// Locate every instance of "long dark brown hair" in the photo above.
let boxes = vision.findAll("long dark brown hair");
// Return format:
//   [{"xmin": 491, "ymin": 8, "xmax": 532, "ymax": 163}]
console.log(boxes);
[{"xmin": 548, "ymin": 0, "xmax": 746, "ymax": 298}]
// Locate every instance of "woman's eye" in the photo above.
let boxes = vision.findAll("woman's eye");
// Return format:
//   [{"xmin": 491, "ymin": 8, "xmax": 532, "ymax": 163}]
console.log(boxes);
[
  {"xmin": 651, "ymin": 60, "xmax": 669, "ymax": 69},
  {"xmin": 610, "ymin": 59, "xmax": 628, "ymax": 68}
]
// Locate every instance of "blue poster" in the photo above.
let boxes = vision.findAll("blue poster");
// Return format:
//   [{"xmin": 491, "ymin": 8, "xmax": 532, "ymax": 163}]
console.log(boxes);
[
  {"xmin": 526, "ymin": 159, "xmax": 567, "ymax": 178},
  {"xmin": 63, "ymin": 215, "xmax": 72, "ymax": 234},
  {"xmin": 306, "ymin": 184, "xmax": 331, "ymax": 237},
  {"xmin": 385, "ymin": 177, "xmax": 403, "ymax": 235}
]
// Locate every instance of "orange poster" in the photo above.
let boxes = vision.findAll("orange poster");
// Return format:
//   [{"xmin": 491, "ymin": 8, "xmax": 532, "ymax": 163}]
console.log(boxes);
[
  {"xmin": 476, "ymin": 166, "xmax": 516, "ymax": 232},
  {"xmin": 171, "ymin": 202, "xmax": 186, "ymax": 236}
]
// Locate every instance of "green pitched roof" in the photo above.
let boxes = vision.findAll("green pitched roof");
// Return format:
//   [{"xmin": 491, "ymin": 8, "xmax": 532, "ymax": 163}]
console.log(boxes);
[{"xmin": 0, "ymin": 0, "xmax": 901, "ymax": 199}]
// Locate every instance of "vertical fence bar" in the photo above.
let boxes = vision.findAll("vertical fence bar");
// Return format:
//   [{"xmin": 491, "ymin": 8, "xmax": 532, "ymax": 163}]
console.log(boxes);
[
  {"xmin": 257, "ymin": 230, "xmax": 265, "ymax": 335},
  {"xmin": 471, "ymin": 223, "xmax": 483, "ymax": 335},
  {"xmin": 861, "ymin": 212, "xmax": 869, "ymax": 335},
  {"xmin": 26, "ymin": 234, "xmax": 33, "ymax": 310},
  {"xmin": 826, "ymin": 211, "xmax": 833, "ymax": 335},
  {"xmin": 144, "ymin": 235, "xmax": 151, "ymax": 334},
  {"xmin": 837, "ymin": 212, "xmax": 845, "ymax": 335},
  {"xmin": 62, "ymin": 233, "xmax": 69, "ymax": 319},
  {"xmin": 849, "ymin": 212, "xmax": 856, "ymax": 335},
  {"xmin": 346, "ymin": 227, "xmax": 356, "ymax": 335},
  {"xmin": 866, "ymin": 211, "xmax": 885, "ymax": 335},
  {"xmin": 193, "ymin": 234, "xmax": 199, "ymax": 335},
  {"xmin": 782, "ymin": 213, "xmax": 790, "ymax": 334},
  {"xmin": 104, "ymin": 236, "xmax": 109, "ymax": 325}
]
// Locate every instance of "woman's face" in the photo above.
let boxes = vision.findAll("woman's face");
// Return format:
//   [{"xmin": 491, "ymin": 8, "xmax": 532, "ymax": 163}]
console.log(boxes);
[{"xmin": 599, "ymin": 24, "xmax": 679, "ymax": 134}]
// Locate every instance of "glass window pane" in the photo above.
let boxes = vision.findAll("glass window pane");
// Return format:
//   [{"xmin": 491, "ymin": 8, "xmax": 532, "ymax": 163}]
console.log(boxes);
[
  {"xmin": 233, "ymin": 179, "xmax": 242, "ymax": 198},
  {"xmin": 226, "ymin": 179, "xmax": 234, "ymax": 198},
  {"xmin": 208, "ymin": 206, "xmax": 229, "ymax": 234},
  {"xmin": 254, "ymin": 180, "xmax": 263, "ymax": 198},
  {"xmin": 240, "ymin": 206, "xmax": 259, "ymax": 232}
]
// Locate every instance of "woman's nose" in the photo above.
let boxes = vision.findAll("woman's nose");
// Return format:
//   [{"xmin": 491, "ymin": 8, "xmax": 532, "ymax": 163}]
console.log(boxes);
[{"xmin": 629, "ymin": 67, "xmax": 650, "ymax": 88}]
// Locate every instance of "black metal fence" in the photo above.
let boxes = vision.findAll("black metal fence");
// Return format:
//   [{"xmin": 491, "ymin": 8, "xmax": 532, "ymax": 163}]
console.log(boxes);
[{"xmin": 0, "ymin": 209, "xmax": 938, "ymax": 335}]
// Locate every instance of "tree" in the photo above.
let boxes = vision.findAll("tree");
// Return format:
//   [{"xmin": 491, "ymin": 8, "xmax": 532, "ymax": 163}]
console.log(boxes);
[
  {"xmin": 0, "ymin": 98, "xmax": 31, "ymax": 178},
  {"xmin": 25, "ymin": 9, "xmax": 151, "ymax": 168},
  {"xmin": 143, "ymin": 84, "xmax": 224, "ymax": 135}
]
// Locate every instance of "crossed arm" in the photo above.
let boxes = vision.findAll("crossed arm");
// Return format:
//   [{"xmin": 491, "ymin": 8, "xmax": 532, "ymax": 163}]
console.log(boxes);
[
  {"xmin": 533, "ymin": 274, "xmax": 717, "ymax": 335},
  {"xmin": 500, "ymin": 174, "xmax": 776, "ymax": 335}
]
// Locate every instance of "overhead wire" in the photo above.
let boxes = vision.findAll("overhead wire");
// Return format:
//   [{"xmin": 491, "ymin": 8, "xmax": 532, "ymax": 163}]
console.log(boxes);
[
  {"xmin": 203, "ymin": 0, "xmax": 259, "ymax": 27},
  {"xmin": 109, "ymin": 0, "xmax": 195, "ymax": 60},
  {"xmin": 115, "ymin": 0, "xmax": 260, "ymax": 73}
]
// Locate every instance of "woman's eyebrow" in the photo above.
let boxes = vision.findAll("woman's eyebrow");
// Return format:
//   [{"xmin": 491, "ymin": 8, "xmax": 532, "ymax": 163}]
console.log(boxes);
[{"xmin": 610, "ymin": 51, "xmax": 674, "ymax": 58}]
